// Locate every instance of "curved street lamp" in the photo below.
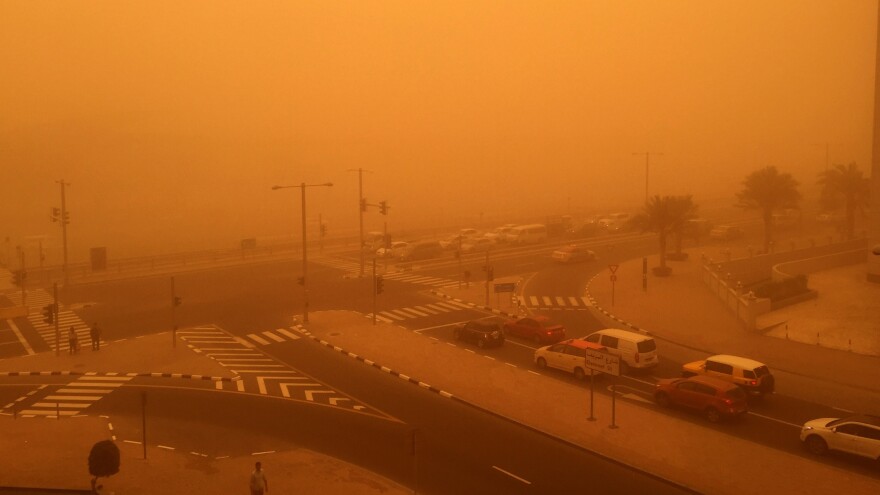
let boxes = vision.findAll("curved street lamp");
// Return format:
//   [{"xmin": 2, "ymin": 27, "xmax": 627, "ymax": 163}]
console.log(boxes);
[{"xmin": 272, "ymin": 182, "xmax": 333, "ymax": 323}]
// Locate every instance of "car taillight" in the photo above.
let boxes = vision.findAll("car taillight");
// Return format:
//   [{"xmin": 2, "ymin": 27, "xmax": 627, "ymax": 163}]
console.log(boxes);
[
  {"xmin": 749, "ymin": 380, "xmax": 756, "ymax": 386},
  {"xmin": 723, "ymin": 398, "xmax": 733, "ymax": 406}
]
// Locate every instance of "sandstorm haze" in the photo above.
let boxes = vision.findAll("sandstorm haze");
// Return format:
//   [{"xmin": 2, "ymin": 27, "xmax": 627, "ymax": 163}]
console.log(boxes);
[{"xmin": 1, "ymin": 0, "xmax": 876, "ymax": 262}]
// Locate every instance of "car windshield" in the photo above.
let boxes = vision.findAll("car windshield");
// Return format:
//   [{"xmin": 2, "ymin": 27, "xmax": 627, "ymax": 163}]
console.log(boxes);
[
  {"xmin": 826, "ymin": 418, "xmax": 849, "ymax": 427},
  {"xmin": 637, "ymin": 340, "xmax": 656, "ymax": 352}
]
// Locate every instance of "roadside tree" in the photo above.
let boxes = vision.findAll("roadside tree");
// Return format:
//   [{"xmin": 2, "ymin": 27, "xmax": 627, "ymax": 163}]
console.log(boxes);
[
  {"xmin": 818, "ymin": 162, "xmax": 870, "ymax": 240},
  {"xmin": 735, "ymin": 166, "xmax": 800, "ymax": 252},
  {"xmin": 630, "ymin": 195, "xmax": 697, "ymax": 275}
]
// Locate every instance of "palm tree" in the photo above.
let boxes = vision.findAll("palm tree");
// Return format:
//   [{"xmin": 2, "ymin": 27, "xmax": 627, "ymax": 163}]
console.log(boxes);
[
  {"xmin": 630, "ymin": 195, "xmax": 697, "ymax": 274},
  {"xmin": 818, "ymin": 163, "xmax": 870, "ymax": 240},
  {"xmin": 736, "ymin": 166, "xmax": 801, "ymax": 252},
  {"xmin": 670, "ymin": 195, "xmax": 699, "ymax": 258}
]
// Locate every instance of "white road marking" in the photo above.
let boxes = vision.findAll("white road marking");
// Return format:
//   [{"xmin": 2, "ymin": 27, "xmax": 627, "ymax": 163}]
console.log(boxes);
[
  {"xmin": 247, "ymin": 333, "xmax": 271, "ymax": 345},
  {"xmin": 262, "ymin": 331, "xmax": 285, "ymax": 343},
  {"xmin": 492, "ymin": 465, "xmax": 531, "ymax": 485},
  {"xmin": 276, "ymin": 328, "xmax": 300, "ymax": 340}
]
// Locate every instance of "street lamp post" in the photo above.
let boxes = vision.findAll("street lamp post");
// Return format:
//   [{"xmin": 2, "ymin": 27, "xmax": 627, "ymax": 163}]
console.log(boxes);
[
  {"xmin": 272, "ymin": 181, "xmax": 333, "ymax": 324},
  {"xmin": 632, "ymin": 152, "xmax": 662, "ymax": 203}
]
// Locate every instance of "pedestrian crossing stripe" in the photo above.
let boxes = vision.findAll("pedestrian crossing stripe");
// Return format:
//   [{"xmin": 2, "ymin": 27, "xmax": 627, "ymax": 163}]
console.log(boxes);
[
  {"xmin": 8, "ymin": 375, "xmax": 133, "ymax": 418},
  {"xmin": 523, "ymin": 295, "xmax": 593, "ymax": 309},
  {"xmin": 310, "ymin": 256, "xmax": 459, "ymax": 288}
]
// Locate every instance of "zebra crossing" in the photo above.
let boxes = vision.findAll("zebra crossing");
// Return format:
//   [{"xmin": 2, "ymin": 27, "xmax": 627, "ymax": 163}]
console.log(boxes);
[
  {"xmin": 4, "ymin": 375, "xmax": 133, "ymax": 418},
  {"xmin": 525, "ymin": 295, "xmax": 593, "ymax": 310},
  {"xmin": 179, "ymin": 325, "xmax": 376, "ymax": 414},
  {"xmin": 366, "ymin": 300, "xmax": 474, "ymax": 323},
  {"xmin": 312, "ymin": 256, "xmax": 461, "ymax": 288},
  {"xmin": 7, "ymin": 288, "xmax": 91, "ymax": 352}
]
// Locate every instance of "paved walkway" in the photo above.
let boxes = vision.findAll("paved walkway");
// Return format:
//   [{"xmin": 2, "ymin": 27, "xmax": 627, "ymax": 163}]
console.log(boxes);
[{"xmin": 0, "ymin": 331, "xmax": 408, "ymax": 495}]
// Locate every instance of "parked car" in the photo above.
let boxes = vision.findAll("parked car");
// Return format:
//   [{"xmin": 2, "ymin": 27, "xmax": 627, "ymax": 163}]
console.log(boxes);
[
  {"xmin": 534, "ymin": 339, "xmax": 606, "ymax": 380},
  {"xmin": 800, "ymin": 415, "xmax": 880, "ymax": 462},
  {"xmin": 508, "ymin": 224, "xmax": 548, "ymax": 244},
  {"xmin": 654, "ymin": 375, "xmax": 748, "ymax": 423},
  {"xmin": 681, "ymin": 355, "xmax": 774, "ymax": 398},
  {"xmin": 439, "ymin": 234, "xmax": 463, "ymax": 250},
  {"xmin": 399, "ymin": 241, "xmax": 442, "ymax": 262},
  {"xmin": 376, "ymin": 241, "xmax": 409, "ymax": 258},
  {"xmin": 709, "ymin": 224, "xmax": 744, "ymax": 241},
  {"xmin": 503, "ymin": 316, "xmax": 566, "ymax": 344},
  {"xmin": 461, "ymin": 237, "xmax": 494, "ymax": 253},
  {"xmin": 484, "ymin": 225, "xmax": 517, "ymax": 243},
  {"xmin": 453, "ymin": 320, "xmax": 505, "ymax": 348},
  {"xmin": 581, "ymin": 328, "xmax": 658, "ymax": 374},
  {"xmin": 552, "ymin": 245, "xmax": 596, "ymax": 263}
]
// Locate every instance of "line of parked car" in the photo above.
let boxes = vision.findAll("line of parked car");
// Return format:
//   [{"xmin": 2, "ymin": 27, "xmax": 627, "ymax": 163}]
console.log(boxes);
[{"xmin": 451, "ymin": 317, "xmax": 880, "ymax": 467}]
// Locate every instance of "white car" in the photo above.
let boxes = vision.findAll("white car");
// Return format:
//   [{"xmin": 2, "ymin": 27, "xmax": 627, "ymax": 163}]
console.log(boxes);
[
  {"xmin": 534, "ymin": 339, "xmax": 606, "ymax": 381},
  {"xmin": 461, "ymin": 238, "xmax": 493, "ymax": 253},
  {"xmin": 376, "ymin": 241, "xmax": 409, "ymax": 258},
  {"xmin": 552, "ymin": 245, "xmax": 596, "ymax": 263},
  {"xmin": 801, "ymin": 415, "xmax": 880, "ymax": 462}
]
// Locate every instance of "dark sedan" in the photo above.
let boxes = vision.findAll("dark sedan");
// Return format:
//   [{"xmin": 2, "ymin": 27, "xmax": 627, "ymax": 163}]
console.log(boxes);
[
  {"xmin": 503, "ymin": 316, "xmax": 566, "ymax": 344},
  {"xmin": 453, "ymin": 320, "xmax": 505, "ymax": 348}
]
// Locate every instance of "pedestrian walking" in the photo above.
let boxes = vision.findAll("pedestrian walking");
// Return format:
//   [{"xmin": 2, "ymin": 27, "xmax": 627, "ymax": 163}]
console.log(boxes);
[
  {"xmin": 90, "ymin": 323, "xmax": 102, "ymax": 350},
  {"xmin": 68, "ymin": 326, "xmax": 78, "ymax": 354},
  {"xmin": 249, "ymin": 461, "xmax": 268, "ymax": 495}
]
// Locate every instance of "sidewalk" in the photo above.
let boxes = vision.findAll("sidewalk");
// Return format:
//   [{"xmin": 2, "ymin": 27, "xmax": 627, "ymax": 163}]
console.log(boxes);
[{"xmin": 0, "ymin": 330, "xmax": 409, "ymax": 495}]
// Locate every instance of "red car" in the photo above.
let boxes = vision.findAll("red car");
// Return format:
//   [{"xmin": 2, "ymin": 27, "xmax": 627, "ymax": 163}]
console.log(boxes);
[
  {"xmin": 503, "ymin": 316, "xmax": 566, "ymax": 344},
  {"xmin": 654, "ymin": 375, "xmax": 748, "ymax": 423}
]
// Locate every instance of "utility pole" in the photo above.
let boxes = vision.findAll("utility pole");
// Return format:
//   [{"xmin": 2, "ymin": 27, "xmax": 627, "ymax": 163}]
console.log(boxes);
[
  {"xmin": 272, "ymin": 181, "xmax": 333, "ymax": 324},
  {"xmin": 53, "ymin": 282, "xmax": 60, "ymax": 356},
  {"xmin": 347, "ymin": 168, "xmax": 372, "ymax": 278},
  {"xmin": 170, "ymin": 276, "xmax": 180, "ymax": 347},
  {"xmin": 484, "ymin": 250, "xmax": 491, "ymax": 307},
  {"xmin": 55, "ymin": 180, "xmax": 71, "ymax": 287},
  {"xmin": 632, "ymin": 152, "xmax": 662, "ymax": 203},
  {"xmin": 372, "ymin": 257, "xmax": 377, "ymax": 326}
]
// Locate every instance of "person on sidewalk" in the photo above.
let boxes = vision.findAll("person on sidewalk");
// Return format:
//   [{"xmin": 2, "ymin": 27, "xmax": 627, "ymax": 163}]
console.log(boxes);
[
  {"xmin": 90, "ymin": 323, "xmax": 101, "ymax": 350},
  {"xmin": 249, "ymin": 461, "xmax": 268, "ymax": 495},
  {"xmin": 68, "ymin": 326, "xmax": 78, "ymax": 354}
]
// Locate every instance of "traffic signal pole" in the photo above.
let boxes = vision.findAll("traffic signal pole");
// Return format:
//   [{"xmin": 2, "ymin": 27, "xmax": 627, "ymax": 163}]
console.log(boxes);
[
  {"xmin": 372, "ymin": 257, "xmax": 377, "ymax": 326},
  {"xmin": 57, "ymin": 180, "xmax": 70, "ymax": 287},
  {"xmin": 53, "ymin": 282, "xmax": 59, "ymax": 356}
]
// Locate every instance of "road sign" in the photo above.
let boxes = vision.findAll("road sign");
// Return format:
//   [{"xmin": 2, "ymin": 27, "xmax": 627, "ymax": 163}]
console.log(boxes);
[
  {"xmin": 585, "ymin": 348, "xmax": 620, "ymax": 376},
  {"xmin": 608, "ymin": 264, "xmax": 619, "ymax": 274},
  {"xmin": 494, "ymin": 282, "xmax": 516, "ymax": 293},
  {"xmin": 610, "ymin": 274, "xmax": 617, "ymax": 282}
]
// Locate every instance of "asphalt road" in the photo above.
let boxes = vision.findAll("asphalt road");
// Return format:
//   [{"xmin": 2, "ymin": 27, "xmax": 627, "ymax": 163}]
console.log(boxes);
[{"xmin": 5, "ymin": 229, "xmax": 880, "ymax": 486}]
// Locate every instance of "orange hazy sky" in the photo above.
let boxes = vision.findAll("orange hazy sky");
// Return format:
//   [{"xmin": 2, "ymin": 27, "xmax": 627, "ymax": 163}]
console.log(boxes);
[{"xmin": 1, "ymin": 1, "xmax": 876, "ymax": 261}]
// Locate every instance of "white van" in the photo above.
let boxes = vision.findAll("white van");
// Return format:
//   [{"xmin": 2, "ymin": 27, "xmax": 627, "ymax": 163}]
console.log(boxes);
[
  {"xmin": 581, "ymin": 328, "xmax": 658, "ymax": 374},
  {"xmin": 509, "ymin": 224, "xmax": 548, "ymax": 244}
]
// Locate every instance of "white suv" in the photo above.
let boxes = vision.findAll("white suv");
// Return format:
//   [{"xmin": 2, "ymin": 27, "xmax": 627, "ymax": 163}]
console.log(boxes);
[{"xmin": 801, "ymin": 415, "xmax": 880, "ymax": 462}]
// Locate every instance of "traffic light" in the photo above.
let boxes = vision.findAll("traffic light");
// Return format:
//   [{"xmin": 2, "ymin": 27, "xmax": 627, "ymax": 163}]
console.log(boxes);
[
  {"xmin": 320, "ymin": 223, "xmax": 327, "ymax": 237},
  {"xmin": 297, "ymin": 276, "xmax": 305, "ymax": 286},
  {"xmin": 375, "ymin": 275, "xmax": 384, "ymax": 294},
  {"xmin": 42, "ymin": 304, "xmax": 55, "ymax": 324},
  {"xmin": 50, "ymin": 207, "xmax": 61, "ymax": 222},
  {"xmin": 172, "ymin": 296, "xmax": 182, "ymax": 307},
  {"xmin": 12, "ymin": 269, "xmax": 25, "ymax": 287},
  {"xmin": 62, "ymin": 210, "xmax": 70, "ymax": 225},
  {"xmin": 379, "ymin": 200, "xmax": 389, "ymax": 215},
  {"xmin": 360, "ymin": 198, "xmax": 367, "ymax": 212}
]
